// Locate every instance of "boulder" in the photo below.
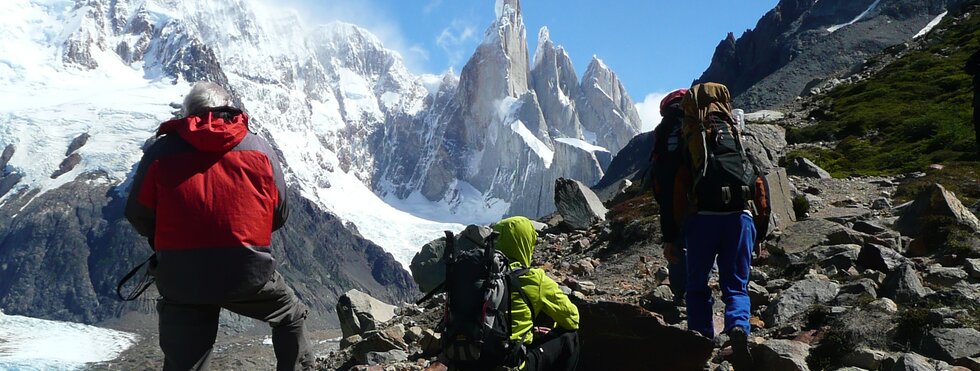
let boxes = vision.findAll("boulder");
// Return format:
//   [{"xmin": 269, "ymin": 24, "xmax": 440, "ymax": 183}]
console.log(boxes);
[
  {"xmin": 881, "ymin": 265, "xmax": 928, "ymax": 304},
  {"xmin": 858, "ymin": 244, "xmax": 909, "ymax": 273},
  {"xmin": 868, "ymin": 298, "xmax": 899, "ymax": 314},
  {"xmin": 748, "ymin": 281, "xmax": 771, "ymax": 308},
  {"xmin": 895, "ymin": 184, "xmax": 980, "ymax": 237},
  {"xmin": 843, "ymin": 348, "xmax": 890, "ymax": 370},
  {"xmin": 788, "ymin": 157, "xmax": 832, "ymax": 179},
  {"xmin": 924, "ymin": 266, "xmax": 968, "ymax": 287},
  {"xmin": 764, "ymin": 168, "xmax": 798, "ymax": 234},
  {"xmin": 765, "ymin": 278, "xmax": 839, "ymax": 325},
  {"xmin": 963, "ymin": 258, "xmax": 980, "ymax": 279},
  {"xmin": 554, "ymin": 178, "xmax": 608, "ymax": 230},
  {"xmin": 419, "ymin": 329, "xmax": 442, "ymax": 355},
  {"xmin": 754, "ymin": 339, "xmax": 811, "ymax": 371},
  {"xmin": 891, "ymin": 353, "xmax": 935, "ymax": 371},
  {"xmin": 790, "ymin": 244, "xmax": 861, "ymax": 270},
  {"xmin": 577, "ymin": 301, "xmax": 714, "ymax": 371},
  {"xmin": 351, "ymin": 331, "xmax": 403, "ymax": 364},
  {"xmin": 410, "ymin": 225, "xmax": 492, "ymax": 293},
  {"xmin": 920, "ymin": 328, "xmax": 980, "ymax": 362},
  {"xmin": 0, "ymin": 144, "xmax": 13, "ymax": 170},
  {"xmin": 774, "ymin": 219, "xmax": 847, "ymax": 255},
  {"xmin": 853, "ymin": 220, "xmax": 890, "ymax": 235},
  {"xmin": 835, "ymin": 278, "xmax": 878, "ymax": 304},
  {"xmin": 358, "ymin": 350, "xmax": 409, "ymax": 366},
  {"xmin": 337, "ymin": 289, "xmax": 397, "ymax": 338}
]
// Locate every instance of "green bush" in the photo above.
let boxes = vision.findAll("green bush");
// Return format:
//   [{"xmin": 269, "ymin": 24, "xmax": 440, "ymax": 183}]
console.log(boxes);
[{"xmin": 787, "ymin": 8, "xmax": 979, "ymax": 178}]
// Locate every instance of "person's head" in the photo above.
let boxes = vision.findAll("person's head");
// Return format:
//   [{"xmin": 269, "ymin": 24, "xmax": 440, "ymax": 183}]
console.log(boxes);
[
  {"xmin": 182, "ymin": 82, "xmax": 234, "ymax": 117},
  {"xmin": 493, "ymin": 216, "xmax": 538, "ymax": 267},
  {"xmin": 660, "ymin": 88, "xmax": 689, "ymax": 116}
]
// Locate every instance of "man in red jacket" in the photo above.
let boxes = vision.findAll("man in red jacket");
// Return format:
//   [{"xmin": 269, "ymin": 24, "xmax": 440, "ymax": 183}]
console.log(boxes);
[{"xmin": 126, "ymin": 82, "xmax": 312, "ymax": 370}]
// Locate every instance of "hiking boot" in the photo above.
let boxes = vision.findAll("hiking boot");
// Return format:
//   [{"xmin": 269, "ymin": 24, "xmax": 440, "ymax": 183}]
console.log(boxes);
[{"xmin": 728, "ymin": 327, "xmax": 753, "ymax": 371}]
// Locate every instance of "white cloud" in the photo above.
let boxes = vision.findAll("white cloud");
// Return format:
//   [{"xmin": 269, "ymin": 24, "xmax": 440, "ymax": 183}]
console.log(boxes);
[
  {"xmin": 423, "ymin": 0, "xmax": 444, "ymax": 15},
  {"xmin": 635, "ymin": 92, "xmax": 670, "ymax": 133},
  {"xmin": 436, "ymin": 19, "xmax": 478, "ymax": 67}
]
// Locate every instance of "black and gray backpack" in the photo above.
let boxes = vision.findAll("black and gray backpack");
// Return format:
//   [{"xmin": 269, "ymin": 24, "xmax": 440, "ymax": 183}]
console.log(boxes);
[{"xmin": 419, "ymin": 231, "xmax": 534, "ymax": 369}]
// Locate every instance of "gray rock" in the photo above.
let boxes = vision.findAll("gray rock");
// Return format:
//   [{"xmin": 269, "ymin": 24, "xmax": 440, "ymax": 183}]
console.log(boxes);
[
  {"xmin": 881, "ymin": 265, "xmax": 928, "ymax": 304},
  {"xmin": 50, "ymin": 153, "xmax": 81, "ymax": 179},
  {"xmin": 844, "ymin": 348, "xmax": 890, "ymax": 370},
  {"xmin": 964, "ymin": 259, "xmax": 980, "ymax": 279},
  {"xmin": 748, "ymin": 281, "xmax": 771, "ymax": 307},
  {"xmin": 66, "ymin": 133, "xmax": 91, "ymax": 156},
  {"xmin": 859, "ymin": 244, "xmax": 909, "ymax": 273},
  {"xmin": 763, "ymin": 168, "xmax": 798, "ymax": 235},
  {"xmin": 530, "ymin": 220, "xmax": 549, "ymax": 231},
  {"xmin": 836, "ymin": 278, "xmax": 878, "ymax": 304},
  {"xmin": 755, "ymin": 339, "xmax": 811, "ymax": 371},
  {"xmin": 352, "ymin": 332, "xmax": 405, "ymax": 364},
  {"xmin": 554, "ymin": 178, "xmax": 608, "ymax": 230},
  {"xmin": 868, "ymin": 298, "xmax": 899, "ymax": 314},
  {"xmin": 775, "ymin": 219, "xmax": 847, "ymax": 255},
  {"xmin": 853, "ymin": 221, "xmax": 890, "ymax": 235},
  {"xmin": 337, "ymin": 289, "xmax": 397, "ymax": 338},
  {"xmin": 341, "ymin": 334, "xmax": 362, "ymax": 349},
  {"xmin": 360, "ymin": 350, "xmax": 409, "ymax": 365},
  {"xmin": 765, "ymin": 278, "xmax": 840, "ymax": 325},
  {"xmin": 788, "ymin": 157, "xmax": 832, "ymax": 179},
  {"xmin": 891, "ymin": 353, "xmax": 934, "ymax": 371},
  {"xmin": 924, "ymin": 265, "xmax": 968, "ymax": 287},
  {"xmin": 895, "ymin": 184, "xmax": 980, "ymax": 237},
  {"xmin": 792, "ymin": 244, "xmax": 861, "ymax": 271},
  {"xmin": 871, "ymin": 197, "xmax": 893, "ymax": 210},
  {"xmin": 920, "ymin": 328, "xmax": 980, "ymax": 362},
  {"xmin": 0, "ymin": 144, "xmax": 13, "ymax": 170}
]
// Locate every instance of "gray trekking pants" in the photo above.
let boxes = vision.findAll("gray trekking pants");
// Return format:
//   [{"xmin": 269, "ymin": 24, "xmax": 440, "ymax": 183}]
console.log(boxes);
[{"xmin": 157, "ymin": 271, "xmax": 313, "ymax": 371}]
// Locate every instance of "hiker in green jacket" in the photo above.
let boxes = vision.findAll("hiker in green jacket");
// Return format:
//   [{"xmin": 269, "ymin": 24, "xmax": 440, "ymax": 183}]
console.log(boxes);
[{"xmin": 494, "ymin": 216, "xmax": 580, "ymax": 371}]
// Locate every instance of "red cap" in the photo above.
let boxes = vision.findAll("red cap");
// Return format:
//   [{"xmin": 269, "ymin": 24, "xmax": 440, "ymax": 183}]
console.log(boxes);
[{"xmin": 660, "ymin": 88, "xmax": 689, "ymax": 115}]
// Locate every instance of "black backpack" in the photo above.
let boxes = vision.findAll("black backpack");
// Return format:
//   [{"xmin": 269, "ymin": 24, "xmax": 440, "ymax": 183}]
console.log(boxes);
[
  {"xmin": 419, "ymin": 231, "xmax": 535, "ymax": 369},
  {"xmin": 693, "ymin": 112, "xmax": 759, "ymax": 212}
]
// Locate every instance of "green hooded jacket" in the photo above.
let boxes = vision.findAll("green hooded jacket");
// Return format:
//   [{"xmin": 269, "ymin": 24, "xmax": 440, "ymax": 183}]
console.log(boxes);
[{"xmin": 493, "ymin": 216, "xmax": 580, "ymax": 344}]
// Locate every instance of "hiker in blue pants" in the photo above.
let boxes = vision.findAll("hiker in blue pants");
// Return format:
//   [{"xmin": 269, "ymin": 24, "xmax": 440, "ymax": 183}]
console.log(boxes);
[{"xmin": 675, "ymin": 83, "xmax": 770, "ymax": 370}]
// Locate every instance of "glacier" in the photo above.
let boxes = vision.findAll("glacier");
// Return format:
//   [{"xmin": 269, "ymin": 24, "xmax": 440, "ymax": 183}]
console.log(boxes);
[{"xmin": 0, "ymin": 310, "xmax": 138, "ymax": 370}]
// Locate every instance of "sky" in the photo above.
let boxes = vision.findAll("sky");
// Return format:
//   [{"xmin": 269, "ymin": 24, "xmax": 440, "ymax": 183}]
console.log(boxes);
[{"xmin": 267, "ymin": 0, "xmax": 781, "ymax": 131}]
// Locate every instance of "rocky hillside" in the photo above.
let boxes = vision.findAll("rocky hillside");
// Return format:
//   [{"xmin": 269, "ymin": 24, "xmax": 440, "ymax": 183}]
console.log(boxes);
[
  {"xmin": 310, "ymin": 6, "xmax": 980, "ymax": 366},
  {"xmin": 697, "ymin": 0, "xmax": 964, "ymax": 111}
]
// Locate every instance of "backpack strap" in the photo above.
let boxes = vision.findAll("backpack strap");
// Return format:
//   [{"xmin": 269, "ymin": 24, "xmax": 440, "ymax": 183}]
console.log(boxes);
[
  {"xmin": 116, "ymin": 255, "xmax": 156, "ymax": 301},
  {"xmin": 507, "ymin": 267, "xmax": 535, "ymax": 318}
]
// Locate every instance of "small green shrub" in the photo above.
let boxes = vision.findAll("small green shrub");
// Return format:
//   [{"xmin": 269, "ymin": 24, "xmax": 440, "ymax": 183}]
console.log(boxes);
[{"xmin": 792, "ymin": 194, "xmax": 810, "ymax": 220}]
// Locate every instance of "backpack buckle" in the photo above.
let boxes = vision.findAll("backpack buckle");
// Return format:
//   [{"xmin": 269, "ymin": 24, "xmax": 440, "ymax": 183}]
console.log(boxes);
[{"xmin": 721, "ymin": 186, "xmax": 732, "ymax": 205}]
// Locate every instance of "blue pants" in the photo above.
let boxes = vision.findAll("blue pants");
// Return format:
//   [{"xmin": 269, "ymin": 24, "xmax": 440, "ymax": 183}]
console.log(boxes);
[{"xmin": 684, "ymin": 212, "xmax": 755, "ymax": 338}]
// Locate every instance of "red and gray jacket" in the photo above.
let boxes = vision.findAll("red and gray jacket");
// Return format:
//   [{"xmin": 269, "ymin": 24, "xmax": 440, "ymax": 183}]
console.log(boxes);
[{"xmin": 125, "ymin": 108, "xmax": 288, "ymax": 303}]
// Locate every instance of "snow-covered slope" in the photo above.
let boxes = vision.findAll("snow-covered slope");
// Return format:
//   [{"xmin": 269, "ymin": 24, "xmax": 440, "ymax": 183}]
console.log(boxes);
[
  {"xmin": 0, "ymin": 310, "xmax": 137, "ymax": 370},
  {"xmin": 0, "ymin": 0, "xmax": 466, "ymax": 267}
]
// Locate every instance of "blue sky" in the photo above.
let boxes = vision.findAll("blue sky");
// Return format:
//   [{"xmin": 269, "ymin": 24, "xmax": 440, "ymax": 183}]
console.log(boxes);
[{"xmin": 271, "ymin": 0, "xmax": 780, "ymax": 130}]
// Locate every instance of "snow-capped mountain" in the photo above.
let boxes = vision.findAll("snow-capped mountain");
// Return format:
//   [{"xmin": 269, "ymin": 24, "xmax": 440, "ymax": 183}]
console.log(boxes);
[
  {"xmin": 697, "ymin": 0, "xmax": 964, "ymax": 110},
  {"xmin": 0, "ymin": 0, "xmax": 640, "ymax": 326},
  {"xmin": 374, "ymin": 0, "xmax": 640, "ymax": 218}
]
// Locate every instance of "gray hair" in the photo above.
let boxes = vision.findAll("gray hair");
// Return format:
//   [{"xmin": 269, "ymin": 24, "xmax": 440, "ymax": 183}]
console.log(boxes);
[{"xmin": 182, "ymin": 82, "xmax": 233, "ymax": 117}]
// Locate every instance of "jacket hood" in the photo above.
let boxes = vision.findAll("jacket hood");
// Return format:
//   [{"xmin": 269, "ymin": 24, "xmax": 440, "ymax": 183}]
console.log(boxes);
[
  {"xmin": 493, "ymin": 216, "xmax": 537, "ymax": 267},
  {"xmin": 157, "ymin": 108, "xmax": 249, "ymax": 152}
]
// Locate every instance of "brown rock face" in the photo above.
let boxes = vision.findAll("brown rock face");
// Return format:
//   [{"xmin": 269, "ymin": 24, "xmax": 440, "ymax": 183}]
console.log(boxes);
[{"xmin": 577, "ymin": 301, "xmax": 714, "ymax": 371}]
